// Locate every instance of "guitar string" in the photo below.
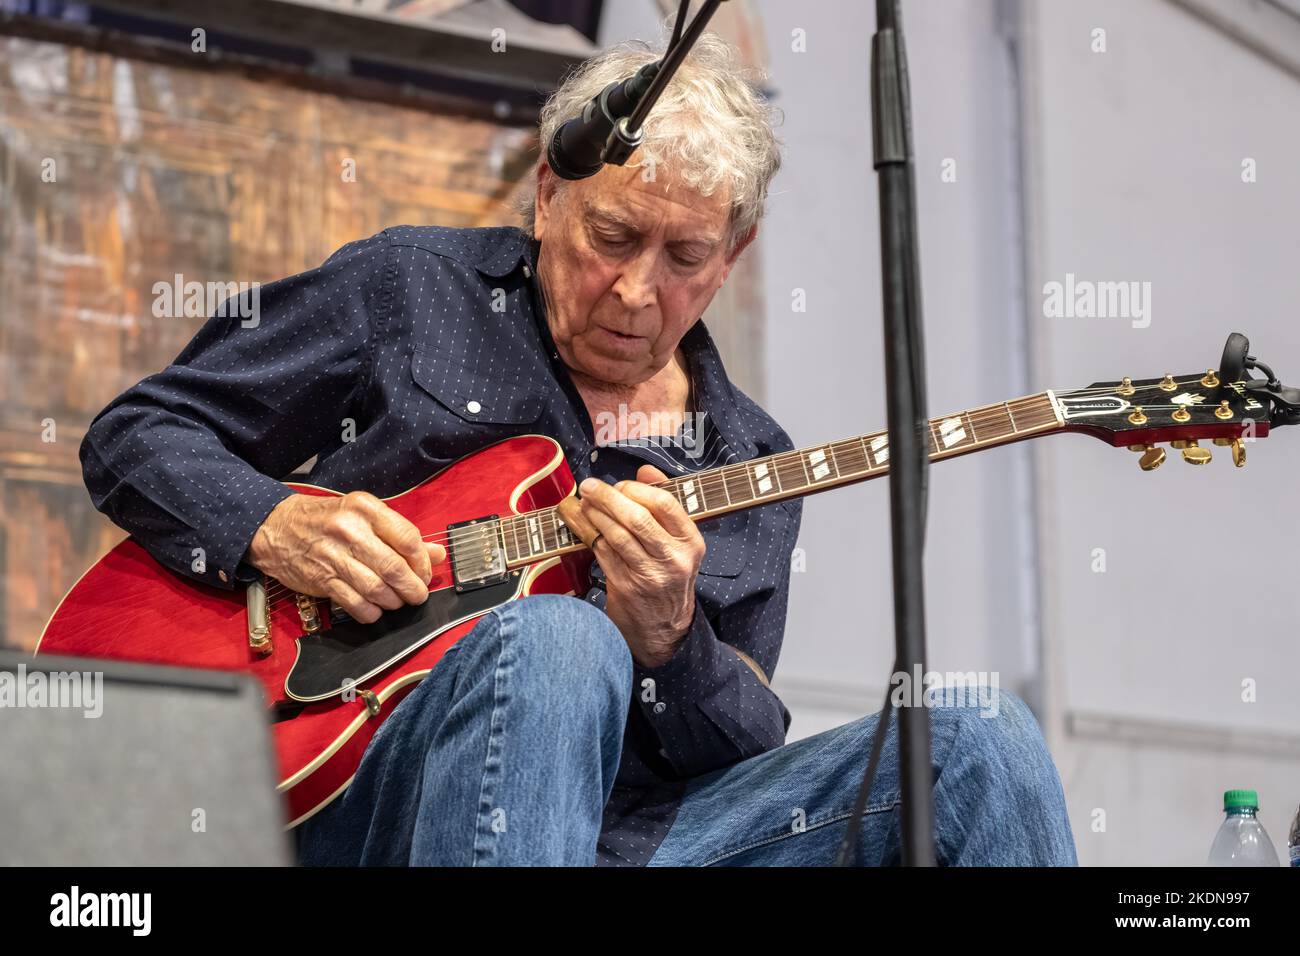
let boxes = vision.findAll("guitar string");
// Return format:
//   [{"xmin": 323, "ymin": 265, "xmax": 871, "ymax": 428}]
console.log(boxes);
[
  {"xmin": 260, "ymin": 379, "xmax": 1247, "ymax": 608},
  {"xmin": 260, "ymin": 378, "xmax": 1249, "ymax": 609},
  {"xmin": 261, "ymin": 380, "xmax": 1244, "ymax": 609},
  {"xmin": 260, "ymin": 391, "xmax": 1062, "ymax": 605}
]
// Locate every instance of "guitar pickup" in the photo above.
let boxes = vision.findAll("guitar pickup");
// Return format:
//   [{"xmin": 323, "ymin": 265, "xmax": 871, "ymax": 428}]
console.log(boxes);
[{"xmin": 447, "ymin": 515, "xmax": 509, "ymax": 593}]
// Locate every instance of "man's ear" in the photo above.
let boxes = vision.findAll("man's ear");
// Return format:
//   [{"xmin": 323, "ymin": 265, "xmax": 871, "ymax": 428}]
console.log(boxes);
[
  {"xmin": 719, "ymin": 224, "xmax": 758, "ymax": 285},
  {"xmin": 534, "ymin": 161, "xmax": 559, "ymax": 242}
]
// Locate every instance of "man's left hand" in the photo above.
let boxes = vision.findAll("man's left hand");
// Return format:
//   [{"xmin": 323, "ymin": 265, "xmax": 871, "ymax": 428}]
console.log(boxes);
[{"xmin": 559, "ymin": 464, "xmax": 705, "ymax": 668}]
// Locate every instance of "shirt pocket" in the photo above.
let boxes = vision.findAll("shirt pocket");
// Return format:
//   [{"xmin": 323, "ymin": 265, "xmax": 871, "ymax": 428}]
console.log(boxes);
[
  {"xmin": 697, "ymin": 509, "xmax": 749, "ymax": 578},
  {"xmin": 409, "ymin": 347, "xmax": 548, "ymax": 458}
]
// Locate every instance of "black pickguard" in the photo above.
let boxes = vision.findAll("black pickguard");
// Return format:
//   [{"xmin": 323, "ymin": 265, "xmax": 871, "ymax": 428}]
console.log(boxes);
[{"xmin": 284, "ymin": 570, "xmax": 523, "ymax": 702}]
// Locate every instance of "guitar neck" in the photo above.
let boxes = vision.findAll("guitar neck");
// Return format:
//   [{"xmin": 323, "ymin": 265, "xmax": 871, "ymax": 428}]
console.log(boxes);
[{"xmin": 501, "ymin": 391, "xmax": 1065, "ymax": 567}]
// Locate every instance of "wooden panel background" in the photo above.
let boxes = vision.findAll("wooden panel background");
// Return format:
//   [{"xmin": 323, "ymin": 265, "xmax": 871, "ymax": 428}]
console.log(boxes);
[
  {"xmin": 0, "ymin": 32, "xmax": 541, "ymax": 651},
  {"xmin": 0, "ymin": 30, "xmax": 766, "ymax": 652}
]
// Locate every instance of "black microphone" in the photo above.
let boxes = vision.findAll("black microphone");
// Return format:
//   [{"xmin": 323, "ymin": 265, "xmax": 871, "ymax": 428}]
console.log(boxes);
[{"xmin": 546, "ymin": 61, "xmax": 661, "ymax": 181}]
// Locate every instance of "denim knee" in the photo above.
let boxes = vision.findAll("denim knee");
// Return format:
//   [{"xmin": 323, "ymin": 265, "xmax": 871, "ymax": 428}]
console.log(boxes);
[
  {"xmin": 487, "ymin": 594, "xmax": 632, "ymax": 693},
  {"xmin": 937, "ymin": 686, "xmax": 1062, "ymax": 787}
]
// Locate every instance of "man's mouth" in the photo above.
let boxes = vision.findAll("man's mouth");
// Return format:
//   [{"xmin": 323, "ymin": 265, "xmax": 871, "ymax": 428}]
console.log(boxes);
[{"xmin": 596, "ymin": 324, "xmax": 641, "ymax": 340}]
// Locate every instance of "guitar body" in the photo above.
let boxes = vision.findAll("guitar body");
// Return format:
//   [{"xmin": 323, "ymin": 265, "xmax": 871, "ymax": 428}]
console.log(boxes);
[{"xmin": 36, "ymin": 435, "xmax": 593, "ymax": 826}]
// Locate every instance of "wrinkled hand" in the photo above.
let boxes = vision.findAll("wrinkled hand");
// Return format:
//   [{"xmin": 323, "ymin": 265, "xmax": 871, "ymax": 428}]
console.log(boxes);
[
  {"xmin": 558, "ymin": 464, "xmax": 705, "ymax": 667},
  {"xmin": 248, "ymin": 492, "xmax": 446, "ymax": 624}
]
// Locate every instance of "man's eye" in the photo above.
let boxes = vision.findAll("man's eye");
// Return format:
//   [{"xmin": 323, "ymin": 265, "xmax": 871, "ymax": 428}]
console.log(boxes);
[
  {"xmin": 671, "ymin": 252, "xmax": 704, "ymax": 267},
  {"xmin": 597, "ymin": 234, "xmax": 632, "ymax": 248}
]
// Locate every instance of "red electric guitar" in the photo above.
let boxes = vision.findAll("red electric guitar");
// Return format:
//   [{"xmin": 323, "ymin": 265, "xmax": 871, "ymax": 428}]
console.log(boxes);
[{"xmin": 36, "ymin": 334, "xmax": 1299, "ymax": 826}]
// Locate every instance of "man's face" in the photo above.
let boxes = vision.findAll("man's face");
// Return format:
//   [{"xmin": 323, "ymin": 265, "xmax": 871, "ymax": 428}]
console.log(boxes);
[{"xmin": 533, "ymin": 162, "xmax": 754, "ymax": 388}]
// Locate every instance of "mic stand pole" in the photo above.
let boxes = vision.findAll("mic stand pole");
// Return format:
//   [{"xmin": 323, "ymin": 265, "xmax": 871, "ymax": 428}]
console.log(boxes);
[{"xmin": 837, "ymin": 0, "xmax": 936, "ymax": 867}]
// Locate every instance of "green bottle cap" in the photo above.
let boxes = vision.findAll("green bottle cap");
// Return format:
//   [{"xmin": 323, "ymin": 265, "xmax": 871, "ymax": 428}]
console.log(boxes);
[{"xmin": 1223, "ymin": 789, "xmax": 1259, "ymax": 810}]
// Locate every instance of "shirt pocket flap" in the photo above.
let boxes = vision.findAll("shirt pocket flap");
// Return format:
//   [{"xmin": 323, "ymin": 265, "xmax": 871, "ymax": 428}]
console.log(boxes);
[
  {"xmin": 697, "ymin": 509, "xmax": 749, "ymax": 578},
  {"xmin": 410, "ymin": 347, "xmax": 546, "ymax": 425}
]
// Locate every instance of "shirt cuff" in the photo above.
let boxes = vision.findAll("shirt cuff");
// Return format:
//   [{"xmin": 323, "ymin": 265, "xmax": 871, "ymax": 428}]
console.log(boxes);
[{"xmin": 199, "ymin": 473, "xmax": 296, "ymax": 590}]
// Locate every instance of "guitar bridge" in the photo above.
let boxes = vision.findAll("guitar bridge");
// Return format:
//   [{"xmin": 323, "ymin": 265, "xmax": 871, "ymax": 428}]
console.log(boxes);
[
  {"xmin": 296, "ymin": 593, "xmax": 322, "ymax": 633},
  {"xmin": 447, "ymin": 515, "xmax": 509, "ymax": 593}
]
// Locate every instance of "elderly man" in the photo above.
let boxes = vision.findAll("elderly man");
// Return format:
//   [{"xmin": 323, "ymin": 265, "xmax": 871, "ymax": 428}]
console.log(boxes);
[{"xmin": 81, "ymin": 35, "xmax": 1076, "ymax": 866}]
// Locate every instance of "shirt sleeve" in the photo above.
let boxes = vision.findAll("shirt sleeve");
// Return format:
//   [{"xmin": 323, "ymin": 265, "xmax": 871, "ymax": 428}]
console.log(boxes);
[
  {"xmin": 79, "ymin": 232, "xmax": 394, "ymax": 589},
  {"xmin": 584, "ymin": 499, "xmax": 801, "ymax": 780}
]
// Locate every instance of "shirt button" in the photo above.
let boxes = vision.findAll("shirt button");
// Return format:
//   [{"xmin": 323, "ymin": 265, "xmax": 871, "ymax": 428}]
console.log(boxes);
[
  {"xmin": 218, "ymin": 569, "xmax": 229, "ymax": 583},
  {"xmin": 466, "ymin": 400, "xmax": 482, "ymax": 414},
  {"xmin": 653, "ymin": 702, "xmax": 666, "ymax": 715},
  {"xmin": 522, "ymin": 264, "xmax": 532, "ymax": 278},
  {"xmin": 590, "ymin": 449, "xmax": 599, "ymax": 463}
]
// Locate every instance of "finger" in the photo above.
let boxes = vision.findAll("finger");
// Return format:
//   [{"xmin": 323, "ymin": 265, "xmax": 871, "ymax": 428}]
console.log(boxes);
[
  {"xmin": 326, "ymin": 576, "xmax": 382, "ymax": 625},
  {"xmin": 636, "ymin": 464, "xmax": 671, "ymax": 485},
  {"xmin": 580, "ymin": 479, "xmax": 668, "ymax": 559},
  {"xmin": 557, "ymin": 496, "xmax": 601, "ymax": 548},
  {"xmin": 345, "ymin": 526, "xmax": 430, "ymax": 606},
  {"xmin": 368, "ymin": 503, "xmax": 433, "ymax": 585},
  {"xmin": 588, "ymin": 527, "xmax": 632, "ymax": 579},
  {"xmin": 617, "ymin": 478, "xmax": 699, "ymax": 541},
  {"xmin": 584, "ymin": 500, "xmax": 654, "ymax": 568},
  {"xmin": 339, "ymin": 542, "xmax": 412, "ymax": 611},
  {"xmin": 426, "ymin": 541, "xmax": 447, "ymax": 567}
]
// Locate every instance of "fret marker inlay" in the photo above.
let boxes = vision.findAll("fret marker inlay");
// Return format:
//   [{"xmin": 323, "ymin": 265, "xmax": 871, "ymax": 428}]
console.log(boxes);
[
  {"xmin": 870, "ymin": 435, "xmax": 889, "ymax": 465},
  {"xmin": 939, "ymin": 417, "xmax": 966, "ymax": 449},
  {"xmin": 682, "ymin": 479, "xmax": 700, "ymax": 514},
  {"xmin": 809, "ymin": 448, "xmax": 831, "ymax": 481}
]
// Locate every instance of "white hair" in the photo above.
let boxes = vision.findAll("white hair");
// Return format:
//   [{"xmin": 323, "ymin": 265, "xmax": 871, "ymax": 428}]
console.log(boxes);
[{"xmin": 517, "ymin": 31, "xmax": 783, "ymax": 253}]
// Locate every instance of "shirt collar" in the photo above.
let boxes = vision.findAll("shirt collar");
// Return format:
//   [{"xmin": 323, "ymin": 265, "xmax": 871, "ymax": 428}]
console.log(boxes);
[{"xmin": 474, "ymin": 227, "xmax": 538, "ymax": 278}]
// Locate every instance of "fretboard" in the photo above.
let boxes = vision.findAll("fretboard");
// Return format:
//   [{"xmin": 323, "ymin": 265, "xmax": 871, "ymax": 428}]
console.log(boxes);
[{"xmin": 499, "ymin": 391, "xmax": 1063, "ymax": 567}]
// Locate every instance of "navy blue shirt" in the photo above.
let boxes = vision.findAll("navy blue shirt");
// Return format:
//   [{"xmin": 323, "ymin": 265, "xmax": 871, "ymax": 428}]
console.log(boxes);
[{"xmin": 80, "ymin": 225, "xmax": 803, "ymax": 866}]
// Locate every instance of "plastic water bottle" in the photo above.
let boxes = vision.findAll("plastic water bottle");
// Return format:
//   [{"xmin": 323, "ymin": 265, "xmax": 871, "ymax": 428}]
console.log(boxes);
[
  {"xmin": 1208, "ymin": 789, "xmax": 1279, "ymax": 866},
  {"xmin": 1289, "ymin": 803, "xmax": 1300, "ymax": 868}
]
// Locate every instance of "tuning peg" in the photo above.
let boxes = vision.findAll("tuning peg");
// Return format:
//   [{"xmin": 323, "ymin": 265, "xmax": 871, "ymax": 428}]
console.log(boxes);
[
  {"xmin": 1176, "ymin": 439, "xmax": 1212, "ymax": 465},
  {"xmin": 1220, "ymin": 437, "xmax": 1246, "ymax": 467},
  {"xmin": 1136, "ymin": 445, "xmax": 1165, "ymax": 471}
]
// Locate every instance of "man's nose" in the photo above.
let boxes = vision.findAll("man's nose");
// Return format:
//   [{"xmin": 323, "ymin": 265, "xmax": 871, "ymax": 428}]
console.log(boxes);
[{"xmin": 611, "ymin": 250, "xmax": 658, "ymax": 312}]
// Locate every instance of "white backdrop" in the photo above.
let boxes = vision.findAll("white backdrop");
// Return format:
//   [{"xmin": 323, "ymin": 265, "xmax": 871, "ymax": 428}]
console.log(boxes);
[{"xmin": 601, "ymin": 0, "xmax": 1300, "ymax": 865}]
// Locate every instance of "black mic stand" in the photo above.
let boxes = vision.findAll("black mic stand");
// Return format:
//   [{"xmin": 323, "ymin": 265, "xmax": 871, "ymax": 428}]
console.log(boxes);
[
  {"xmin": 835, "ymin": 0, "xmax": 936, "ymax": 867},
  {"xmin": 546, "ymin": 0, "xmax": 724, "ymax": 182},
  {"xmin": 601, "ymin": 0, "xmax": 725, "ymax": 169}
]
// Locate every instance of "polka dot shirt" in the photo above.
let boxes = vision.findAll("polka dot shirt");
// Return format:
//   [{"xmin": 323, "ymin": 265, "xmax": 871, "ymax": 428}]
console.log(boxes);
[{"xmin": 80, "ymin": 225, "xmax": 803, "ymax": 867}]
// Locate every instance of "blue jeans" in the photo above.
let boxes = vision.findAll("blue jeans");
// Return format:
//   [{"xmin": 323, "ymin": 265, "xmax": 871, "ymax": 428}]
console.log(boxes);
[{"xmin": 295, "ymin": 594, "xmax": 1077, "ymax": 866}]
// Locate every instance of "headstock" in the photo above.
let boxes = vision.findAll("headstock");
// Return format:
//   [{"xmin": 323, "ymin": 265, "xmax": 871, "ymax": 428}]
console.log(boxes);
[{"xmin": 1054, "ymin": 334, "xmax": 1299, "ymax": 470}]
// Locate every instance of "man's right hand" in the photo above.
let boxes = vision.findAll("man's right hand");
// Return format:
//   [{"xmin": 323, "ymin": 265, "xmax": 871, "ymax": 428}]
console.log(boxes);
[{"xmin": 248, "ymin": 492, "xmax": 446, "ymax": 624}]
